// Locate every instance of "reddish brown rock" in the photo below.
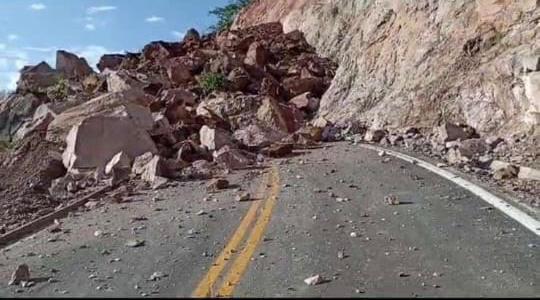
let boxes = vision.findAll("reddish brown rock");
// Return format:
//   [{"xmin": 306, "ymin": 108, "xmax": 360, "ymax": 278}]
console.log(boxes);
[
  {"xmin": 227, "ymin": 67, "xmax": 251, "ymax": 92},
  {"xmin": 166, "ymin": 59, "xmax": 193, "ymax": 85},
  {"xmin": 434, "ymin": 122, "xmax": 478, "ymax": 144},
  {"xmin": 56, "ymin": 50, "xmax": 94, "ymax": 79},
  {"xmin": 161, "ymin": 89, "xmax": 197, "ymax": 124},
  {"xmin": 256, "ymin": 97, "xmax": 304, "ymax": 133},
  {"xmin": 213, "ymin": 145, "xmax": 255, "ymax": 170},
  {"xmin": 364, "ymin": 129, "xmax": 387, "ymax": 143},
  {"xmin": 233, "ymin": 124, "xmax": 285, "ymax": 149},
  {"xmin": 289, "ymin": 92, "xmax": 319, "ymax": 112},
  {"xmin": 97, "ymin": 54, "xmax": 125, "ymax": 72},
  {"xmin": 244, "ymin": 42, "xmax": 267, "ymax": 67},
  {"xmin": 261, "ymin": 143, "xmax": 294, "ymax": 157},
  {"xmin": 142, "ymin": 41, "xmax": 172, "ymax": 61},
  {"xmin": 17, "ymin": 61, "xmax": 59, "ymax": 92},
  {"xmin": 282, "ymin": 76, "xmax": 324, "ymax": 98},
  {"xmin": 207, "ymin": 178, "xmax": 229, "ymax": 191}
]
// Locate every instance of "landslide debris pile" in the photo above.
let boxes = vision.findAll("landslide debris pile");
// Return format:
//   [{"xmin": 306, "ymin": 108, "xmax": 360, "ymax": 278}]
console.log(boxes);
[{"xmin": 0, "ymin": 22, "xmax": 338, "ymax": 232}]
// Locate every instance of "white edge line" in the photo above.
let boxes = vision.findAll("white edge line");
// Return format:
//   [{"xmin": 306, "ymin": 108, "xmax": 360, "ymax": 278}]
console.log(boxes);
[{"xmin": 358, "ymin": 144, "xmax": 540, "ymax": 236}]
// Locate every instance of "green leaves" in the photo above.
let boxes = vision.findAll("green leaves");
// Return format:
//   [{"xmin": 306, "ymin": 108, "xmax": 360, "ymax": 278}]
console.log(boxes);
[
  {"xmin": 209, "ymin": 0, "xmax": 253, "ymax": 32},
  {"xmin": 199, "ymin": 72, "xmax": 227, "ymax": 95}
]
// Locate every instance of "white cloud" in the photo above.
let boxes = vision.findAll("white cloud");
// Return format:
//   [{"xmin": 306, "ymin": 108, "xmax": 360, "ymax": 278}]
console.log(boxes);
[
  {"xmin": 171, "ymin": 31, "xmax": 185, "ymax": 39},
  {"xmin": 0, "ymin": 72, "xmax": 20, "ymax": 90},
  {"xmin": 14, "ymin": 59, "xmax": 28, "ymax": 70},
  {"xmin": 145, "ymin": 16, "xmax": 164, "ymax": 23},
  {"xmin": 0, "ymin": 43, "xmax": 5, "ymax": 50},
  {"xmin": 29, "ymin": 3, "xmax": 46, "ymax": 11},
  {"xmin": 0, "ymin": 46, "xmax": 29, "ymax": 90},
  {"xmin": 23, "ymin": 46, "xmax": 56, "ymax": 52},
  {"xmin": 87, "ymin": 6, "xmax": 117, "ymax": 14},
  {"xmin": 7, "ymin": 34, "xmax": 19, "ymax": 41},
  {"xmin": 85, "ymin": 24, "xmax": 96, "ymax": 31},
  {"xmin": 70, "ymin": 45, "xmax": 113, "ymax": 70}
]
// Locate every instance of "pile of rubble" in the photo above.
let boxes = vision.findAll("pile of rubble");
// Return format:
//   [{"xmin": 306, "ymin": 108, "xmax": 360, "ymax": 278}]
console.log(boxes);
[
  {"xmin": 353, "ymin": 122, "xmax": 540, "ymax": 207},
  {"xmin": 0, "ymin": 22, "xmax": 338, "ymax": 231},
  {"xmin": 1, "ymin": 21, "xmax": 537, "ymax": 232}
]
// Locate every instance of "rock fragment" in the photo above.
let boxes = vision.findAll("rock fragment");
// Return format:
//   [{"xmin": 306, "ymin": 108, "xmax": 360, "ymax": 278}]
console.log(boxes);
[
  {"xmin": 125, "ymin": 239, "xmax": 145, "ymax": 248},
  {"xmin": 235, "ymin": 192, "xmax": 251, "ymax": 202},
  {"xmin": 384, "ymin": 194, "xmax": 400, "ymax": 205},
  {"xmin": 9, "ymin": 264, "xmax": 30, "ymax": 286},
  {"xmin": 207, "ymin": 178, "xmax": 229, "ymax": 191},
  {"xmin": 304, "ymin": 274, "xmax": 324, "ymax": 286}
]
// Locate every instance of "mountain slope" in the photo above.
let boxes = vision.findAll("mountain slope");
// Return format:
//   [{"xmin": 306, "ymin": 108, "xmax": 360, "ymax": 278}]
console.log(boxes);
[{"xmin": 234, "ymin": 0, "xmax": 540, "ymax": 140}]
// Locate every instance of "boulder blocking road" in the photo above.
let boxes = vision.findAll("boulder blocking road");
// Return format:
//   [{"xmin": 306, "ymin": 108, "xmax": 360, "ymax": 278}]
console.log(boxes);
[{"xmin": 0, "ymin": 142, "xmax": 538, "ymax": 297}]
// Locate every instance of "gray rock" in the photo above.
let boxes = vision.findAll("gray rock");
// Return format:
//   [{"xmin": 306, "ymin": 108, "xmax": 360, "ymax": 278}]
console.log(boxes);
[
  {"xmin": 8, "ymin": 264, "xmax": 30, "ymax": 286},
  {"xmin": 521, "ymin": 55, "xmax": 540, "ymax": 73}
]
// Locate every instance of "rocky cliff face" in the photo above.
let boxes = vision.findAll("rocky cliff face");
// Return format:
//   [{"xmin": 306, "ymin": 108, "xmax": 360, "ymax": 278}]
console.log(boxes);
[{"xmin": 235, "ymin": 0, "xmax": 540, "ymax": 140}]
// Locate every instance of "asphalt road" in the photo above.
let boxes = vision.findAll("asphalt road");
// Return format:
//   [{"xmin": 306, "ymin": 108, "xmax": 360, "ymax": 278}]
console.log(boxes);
[{"xmin": 0, "ymin": 142, "xmax": 538, "ymax": 297}]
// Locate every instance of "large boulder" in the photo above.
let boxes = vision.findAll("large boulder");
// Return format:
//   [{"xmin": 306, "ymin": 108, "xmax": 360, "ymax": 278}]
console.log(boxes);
[
  {"xmin": 233, "ymin": 124, "xmax": 285, "ymax": 149},
  {"xmin": 282, "ymin": 76, "xmax": 324, "ymax": 98},
  {"xmin": 97, "ymin": 54, "xmax": 125, "ymax": 72},
  {"xmin": 17, "ymin": 62, "xmax": 60, "ymax": 92},
  {"xmin": 46, "ymin": 89, "xmax": 154, "ymax": 143},
  {"xmin": 256, "ymin": 97, "xmax": 304, "ymax": 133},
  {"xmin": 62, "ymin": 114, "xmax": 157, "ymax": 173},
  {"xmin": 433, "ymin": 122, "xmax": 478, "ymax": 144},
  {"xmin": 142, "ymin": 41, "xmax": 172, "ymax": 61},
  {"xmin": 518, "ymin": 166, "xmax": 540, "ymax": 181},
  {"xmin": 364, "ymin": 129, "xmax": 387, "ymax": 143},
  {"xmin": 213, "ymin": 145, "xmax": 255, "ymax": 170},
  {"xmin": 199, "ymin": 125, "xmax": 232, "ymax": 151},
  {"xmin": 132, "ymin": 152, "xmax": 154, "ymax": 175},
  {"xmin": 166, "ymin": 58, "xmax": 193, "ymax": 85},
  {"xmin": 244, "ymin": 42, "xmax": 267, "ymax": 67},
  {"xmin": 0, "ymin": 93, "xmax": 41, "ymax": 141},
  {"xmin": 289, "ymin": 92, "xmax": 319, "ymax": 112},
  {"xmin": 14, "ymin": 103, "xmax": 56, "ymax": 140},
  {"xmin": 457, "ymin": 138, "xmax": 489, "ymax": 159},
  {"xmin": 106, "ymin": 71, "xmax": 145, "ymax": 93},
  {"xmin": 104, "ymin": 151, "xmax": 132, "ymax": 186},
  {"xmin": 522, "ymin": 71, "xmax": 540, "ymax": 125},
  {"xmin": 140, "ymin": 155, "xmax": 167, "ymax": 184},
  {"xmin": 56, "ymin": 50, "xmax": 94, "ymax": 79},
  {"xmin": 196, "ymin": 94, "xmax": 263, "ymax": 130},
  {"xmin": 161, "ymin": 89, "xmax": 197, "ymax": 124}
]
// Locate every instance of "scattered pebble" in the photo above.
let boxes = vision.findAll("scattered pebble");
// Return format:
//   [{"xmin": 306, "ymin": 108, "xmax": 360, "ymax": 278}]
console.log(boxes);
[{"xmin": 304, "ymin": 274, "xmax": 324, "ymax": 286}]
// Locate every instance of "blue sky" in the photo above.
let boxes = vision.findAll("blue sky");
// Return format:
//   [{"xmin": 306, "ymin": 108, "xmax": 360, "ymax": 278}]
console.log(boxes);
[{"xmin": 0, "ymin": 0, "xmax": 231, "ymax": 90}]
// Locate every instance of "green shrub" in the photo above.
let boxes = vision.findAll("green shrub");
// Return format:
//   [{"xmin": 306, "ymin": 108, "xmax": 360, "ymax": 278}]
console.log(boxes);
[
  {"xmin": 0, "ymin": 140, "xmax": 12, "ymax": 151},
  {"xmin": 46, "ymin": 78, "xmax": 69, "ymax": 102},
  {"xmin": 209, "ymin": 0, "xmax": 253, "ymax": 32},
  {"xmin": 199, "ymin": 72, "xmax": 227, "ymax": 94}
]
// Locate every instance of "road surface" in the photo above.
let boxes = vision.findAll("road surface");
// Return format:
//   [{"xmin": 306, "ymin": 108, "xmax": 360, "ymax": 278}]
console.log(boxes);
[{"xmin": 0, "ymin": 142, "xmax": 538, "ymax": 297}]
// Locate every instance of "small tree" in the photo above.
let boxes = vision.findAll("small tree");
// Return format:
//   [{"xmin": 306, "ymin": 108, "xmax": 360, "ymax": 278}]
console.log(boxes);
[{"xmin": 209, "ymin": 0, "xmax": 253, "ymax": 32}]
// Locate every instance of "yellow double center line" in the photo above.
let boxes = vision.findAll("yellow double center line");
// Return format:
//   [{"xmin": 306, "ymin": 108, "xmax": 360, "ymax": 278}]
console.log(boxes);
[{"xmin": 191, "ymin": 166, "xmax": 281, "ymax": 298}]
